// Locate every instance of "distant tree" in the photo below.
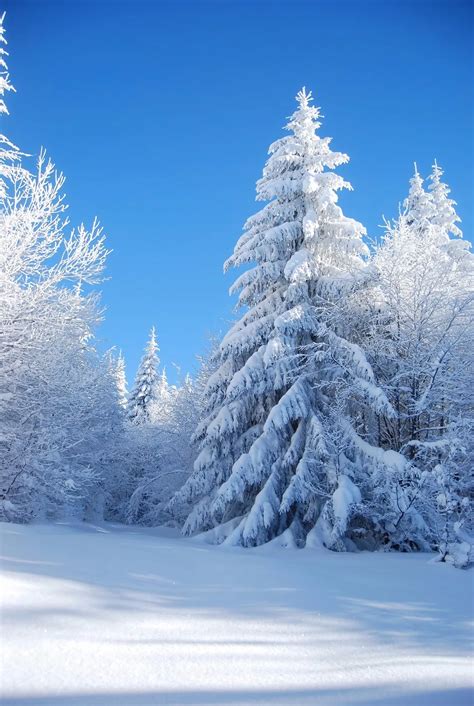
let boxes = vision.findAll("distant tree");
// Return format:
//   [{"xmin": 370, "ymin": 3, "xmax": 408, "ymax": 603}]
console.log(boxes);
[
  {"xmin": 427, "ymin": 160, "xmax": 462, "ymax": 240},
  {"xmin": 127, "ymin": 343, "xmax": 218, "ymax": 527},
  {"xmin": 115, "ymin": 351, "xmax": 128, "ymax": 410},
  {"xmin": 128, "ymin": 327, "xmax": 160, "ymax": 423}
]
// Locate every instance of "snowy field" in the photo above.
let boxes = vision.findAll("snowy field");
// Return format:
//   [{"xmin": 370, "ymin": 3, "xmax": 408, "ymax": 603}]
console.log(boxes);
[{"xmin": 0, "ymin": 522, "xmax": 472, "ymax": 706}]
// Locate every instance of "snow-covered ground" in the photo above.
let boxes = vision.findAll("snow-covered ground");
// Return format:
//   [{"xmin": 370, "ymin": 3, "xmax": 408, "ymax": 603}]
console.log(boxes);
[{"xmin": 0, "ymin": 522, "xmax": 472, "ymax": 706}]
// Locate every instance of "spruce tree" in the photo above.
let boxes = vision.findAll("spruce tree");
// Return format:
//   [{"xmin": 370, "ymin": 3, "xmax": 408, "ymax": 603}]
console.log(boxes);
[
  {"xmin": 128, "ymin": 327, "xmax": 160, "ymax": 423},
  {"xmin": 367, "ymin": 166, "xmax": 474, "ymax": 557},
  {"xmin": 428, "ymin": 160, "xmax": 462, "ymax": 239},
  {"xmin": 115, "ymin": 352, "xmax": 128, "ymax": 410},
  {"xmin": 172, "ymin": 89, "xmax": 394, "ymax": 548},
  {"xmin": 403, "ymin": 165, "xmax": 434, "ymax": 229}
]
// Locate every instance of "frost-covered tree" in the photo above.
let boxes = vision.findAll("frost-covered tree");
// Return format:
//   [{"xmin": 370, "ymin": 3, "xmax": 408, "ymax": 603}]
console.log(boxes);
[
  {"xmin": 127, "ymin": 327, "xmax": 160, "ymax": 423},
  {"xmin": 127, "ymin": 362, "xmax": 211, "ymax": 527},
  {"xmin": 0, "ymin": 13, "xmax": 13, "ymax": 113},
  {"xmin": 0, "ymin": 13, "xmax": 20, "ymax": 199},
  {"xmin": 0, "ymin": 152, "xmax": 114, "ymax": 521},
  {"xmin": 171, "ymin": 89, "xmax": 395, "ymax": 548},
  {"xmin": 169, "ymin": 373, "xmax": 201, "ymax": 478},
  {"xmin": 150, "ymin": 369, "xmax": 175, "ymax": 425},
  {"xmin": 115, "ymin": 352, "xmax": 128, "ymax": 410},
  {"xmin": 428, "ymin": 160, "xmax": 462, "ymax": 240},
  {"xmin": 105, "ymin": 329, "xmax": 162, "ymax": 522},
  {"xmin": 365, "ymin": 165, "xmax": 474, "ymax": 559},
  {"xmin": 0, "ymin": 17, "xmax": 118, "ymax": 522}
]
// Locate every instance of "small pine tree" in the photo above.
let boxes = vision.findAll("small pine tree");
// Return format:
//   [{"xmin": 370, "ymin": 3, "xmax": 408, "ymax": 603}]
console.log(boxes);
[
  {"xmin": 428, "ymin": 160, "xmax": 462, "ymax": 239},
  {"xmin": 151, "ymin": 368, "xmax": 174, "ymax": 423},
  {"xmin": 403, "ymin": 164, "xmax": 434, "ymax": 229},
  {"xmin": 128, "ymin": 327, "xmax": 160, "ymax": 423},
  {"xmin": 115, "ymin": 352, "xmax": 128, "ymax": 410}
]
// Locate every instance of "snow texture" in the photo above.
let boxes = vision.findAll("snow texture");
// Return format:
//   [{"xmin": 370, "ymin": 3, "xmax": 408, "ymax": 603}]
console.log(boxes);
[{"xmin": 0, "ymin": 522, "xmax": 472, "ymax": 706}]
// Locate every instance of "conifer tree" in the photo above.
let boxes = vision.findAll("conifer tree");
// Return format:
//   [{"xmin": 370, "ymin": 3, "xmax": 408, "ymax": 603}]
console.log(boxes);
[
  {"xmin": 428, "ymin": 160, "xmax": 462, "ymax": 239},
  {"xmin": 115, "ymin": 352, "xmax": 128, "ymax": 410},
  {"xmin": 128, "ymin": 327, "xmax": 160, "ymax": 423},
  {"xmin": 171, "ymin": 89, "xmax": 395, "ymax": 548},
  {"xmin": 367, "ymin": 166, "xmax": 474, "ymax": 557},
  {"xmin": 403, "ymin": 165, "xmax": 434, "ymax": 229},
  {"xmin": 151, "ymin": 369, "xmax": 174, "ymax": 423}
]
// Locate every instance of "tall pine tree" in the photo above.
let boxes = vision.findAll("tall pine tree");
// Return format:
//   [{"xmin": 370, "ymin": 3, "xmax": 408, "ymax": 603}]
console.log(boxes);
[{"xmin": 171, "ymin": 89, "xmax": 395, "ymax": 548}]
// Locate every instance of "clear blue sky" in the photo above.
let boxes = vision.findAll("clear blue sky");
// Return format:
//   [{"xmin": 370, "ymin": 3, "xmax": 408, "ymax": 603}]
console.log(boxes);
[{"xmin": 4, "ymin": 0, "xmax": 473, "ymax": 384}]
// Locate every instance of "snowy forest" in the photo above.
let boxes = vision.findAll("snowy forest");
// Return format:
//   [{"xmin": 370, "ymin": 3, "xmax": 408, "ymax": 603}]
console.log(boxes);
[
  {"xmin": 1, "ymin": 5, "xmax": 473, "ymax": 704},
  {"xmin": 1, "ymin": 12, "xmax": 473, "ymax": 570}
]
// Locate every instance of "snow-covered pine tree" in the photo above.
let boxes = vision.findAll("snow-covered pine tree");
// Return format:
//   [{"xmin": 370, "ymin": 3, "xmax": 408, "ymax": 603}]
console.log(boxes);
[
  {"xmin": 403, "ymin": 165, "xmax": 434, "ymax": 229},
  {"xmin": 170, "ymin": 373, "xmax": 200, "ymax": 476},
  {"xmin": 426, "ymin": 162, "xmax": 473, "ymax": 566},
  {"xmin": 367, "ymin": 165, "xmax": 474, "ymax": 558},
  {"xmin": 125, "ymin": 370, "xmax": 193, "ymax": 527},
  {"xmin": 171, "ymin": 89, "xmax": 395, "ymax": 548},
  {"xmin": 427, "ymin": 160, "xmax": 462, "ymax": 240},
  {"xmin": 150, "ymin": 368, "xmax": 175, "ymax": 425},
  {"xmin": 115, "ymin": 351, "xmax": 128, "ymax": 410},
  {"xmin": 128, "ymin": 327, "xmax": 160, "ymax": 423}
]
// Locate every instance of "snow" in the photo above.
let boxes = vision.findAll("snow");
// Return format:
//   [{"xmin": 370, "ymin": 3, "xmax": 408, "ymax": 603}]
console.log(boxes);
[
  {"xmin": 1, "ymin": 522, "xmax": 472, "ymax": 706},
  {"xmin": 332, "ymin": 474, "xmax": 361, "ymax": 527}
]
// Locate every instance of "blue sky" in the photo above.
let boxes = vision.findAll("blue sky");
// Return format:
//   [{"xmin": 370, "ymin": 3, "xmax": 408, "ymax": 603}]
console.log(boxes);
[{"xmin": 4, "ymin": 0, "xmax": 473, "ymax": 383}]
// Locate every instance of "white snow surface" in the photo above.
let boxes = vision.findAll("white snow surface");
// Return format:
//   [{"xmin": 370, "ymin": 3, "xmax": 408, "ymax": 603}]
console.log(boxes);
[{"xmin": 0, "ymin": 521, "xmax": 472, "ymax": 706}]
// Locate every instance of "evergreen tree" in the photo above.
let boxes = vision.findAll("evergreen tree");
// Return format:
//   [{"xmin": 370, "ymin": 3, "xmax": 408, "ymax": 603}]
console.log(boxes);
[
  {"xmin": 366, "ymin": 166, "xmax": 474, "ymax": 558},
  {"xmin": 171, "ymin": 89, "xmax": 394, "ymax": 548},
  {"xmin": 428, "ymin": 160, "xmax": 462, "ymax": 239},
  {"xmin": 128, "ymin": 327, "xmax": 160, "ymax": 423},
  {"xmin": 403, "ymin": 165, "xmax": 434, "ymax": 229},
  {"xmin": 150, "ymin": 368, "xmax": 175, "ymax": 424},
  {"xmin": 115, "ymin": 352, "xmax": 128, "ymax": 410}
]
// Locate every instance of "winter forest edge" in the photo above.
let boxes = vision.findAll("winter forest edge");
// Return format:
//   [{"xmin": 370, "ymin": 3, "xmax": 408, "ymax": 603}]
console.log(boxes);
[{"xmin": 1, "ymin": 14, "xmax": 473, "ymax": 569}]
